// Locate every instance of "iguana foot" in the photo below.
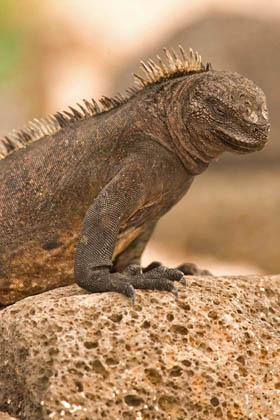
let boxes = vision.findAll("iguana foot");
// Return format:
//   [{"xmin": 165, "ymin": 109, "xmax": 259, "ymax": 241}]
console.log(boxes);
[
  {"xmin": 143, "ymin": 261, "xmax": 211, "ymax": 277},
  {"xmin": 76, "ymin": 263, "xmax": 184, "ymax": 302},
  {"xmin": 76, "ymin": 261, "xmax": 210, "ymax": 302},
  {"xmin": 123, "ymin": 262, "xmax": 185, "ymax": 295},
  {"xmin": 176, "ymin": 262, "xmax": 212, "ymax": 276}
]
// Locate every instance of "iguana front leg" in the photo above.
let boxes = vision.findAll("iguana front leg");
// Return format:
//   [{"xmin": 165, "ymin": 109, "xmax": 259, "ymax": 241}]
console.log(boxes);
[{"xmin": 74, "ymin": 161, "xmax": 185, "ymax": 300}]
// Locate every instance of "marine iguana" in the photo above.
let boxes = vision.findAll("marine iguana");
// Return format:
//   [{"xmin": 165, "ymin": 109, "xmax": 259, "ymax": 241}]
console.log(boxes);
[{"xmin": 0, "ymin": 46, "xmax": 269, "ymax": 305}]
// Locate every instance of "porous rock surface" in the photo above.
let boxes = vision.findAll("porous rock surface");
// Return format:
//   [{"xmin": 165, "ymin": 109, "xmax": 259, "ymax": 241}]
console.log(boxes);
[{"xmin": 1, "ymin": 275, "xmax": 280, "ymax": 420}]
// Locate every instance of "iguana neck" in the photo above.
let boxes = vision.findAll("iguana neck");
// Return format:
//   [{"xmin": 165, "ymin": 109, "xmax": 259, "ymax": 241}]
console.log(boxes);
[{"xmin": 166, "ymin": 75, "xmax": 224, "ymax": 175}]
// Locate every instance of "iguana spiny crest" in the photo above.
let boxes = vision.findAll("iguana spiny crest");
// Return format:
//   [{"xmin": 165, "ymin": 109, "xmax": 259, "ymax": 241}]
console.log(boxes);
[{"xmin": 0, "ymin": 46, "xmax": 208, "ymax": 160}]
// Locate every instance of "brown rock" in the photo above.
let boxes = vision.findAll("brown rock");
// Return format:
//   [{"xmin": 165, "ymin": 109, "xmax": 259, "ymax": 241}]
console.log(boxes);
[{"xmin": 0, "ymin": 275, "xmax": 280, "ymax": 419}]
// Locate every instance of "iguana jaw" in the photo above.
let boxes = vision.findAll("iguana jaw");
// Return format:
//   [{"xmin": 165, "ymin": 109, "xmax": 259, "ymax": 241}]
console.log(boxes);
[{"xmin": 212, "ymin": 127, "xmax": 268, "ymax": 153}]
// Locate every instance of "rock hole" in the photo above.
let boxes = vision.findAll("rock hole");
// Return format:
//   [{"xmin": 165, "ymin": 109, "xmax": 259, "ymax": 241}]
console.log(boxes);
[
  {"xmin": 208, "ymin": 310, "xmax": 218, "ymax": 320},
  {"xmin": 91, "ymin": 360, "xmax": 109, "ymax": 378},
  {"xmin": 84, "ymin": 341, "xmax": 98, "ymax": 349},
  {"xmin": 236, "ymin": 355, "xmax": 245, "ymax": 365},
  {"xmin": 124, "ymin": 395, "xmax": 144, "ymax": 407},
  {"xmin": 158, "ymin": 395, "xmax": 177, "ymax": 411},
  {"xmin": 109, "ymin": 313, "xmax": 123, "ymax": 323},
  {"xmin": 171, "ymin": 325, "xmax": 188, "ymax": 335},
  {"xmin": 145, "ymin": 368, "xmax": 162, "ymax": 384},
  {"xmin": 106, "ymin": 357, "xmax": 119, "ymax": 366},
  {"xmin": 169, "ymin": 365, "xmax": 183, "ymax": 377},
  {"xmin": 141, "ymin": 320, "xmax": 151, "ymax": 329},
  {"xmin": 210, "ymin": 396, "xmax": 219, "ymax": 407},
  {"xmin": 181, "ymin": 359, "xmax": 191, "ymax": 367},
  {"xmin": 167, "ymin": 313, "xmax": 174, "ymax": 322},
  {"xmin": 75, "ymin": 381, "xmax": 83, "ymax": 392}
]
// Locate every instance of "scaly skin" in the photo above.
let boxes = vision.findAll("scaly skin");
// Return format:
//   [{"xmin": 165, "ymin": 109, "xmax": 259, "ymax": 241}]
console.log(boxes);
[{"xmin": 0, "ymin": 62, "xmax": 269, "ymax": 305}]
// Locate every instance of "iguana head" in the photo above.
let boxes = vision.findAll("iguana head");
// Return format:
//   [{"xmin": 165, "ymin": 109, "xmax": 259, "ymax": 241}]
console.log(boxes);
[{"xmin": 185, "ymin": 70, "xmax": 270, "ymax": 154}]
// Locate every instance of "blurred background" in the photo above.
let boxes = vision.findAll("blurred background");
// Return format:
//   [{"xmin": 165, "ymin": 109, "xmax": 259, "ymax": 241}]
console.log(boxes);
[{"xmin": 0, "ymin": 0, "xmax": 279, "ymax": 275}]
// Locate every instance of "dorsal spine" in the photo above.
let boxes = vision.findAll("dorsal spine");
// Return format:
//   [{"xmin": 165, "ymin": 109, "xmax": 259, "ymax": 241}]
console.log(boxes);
[{"xmin": 0, "ymin": 46, "xmax": 210, "ymax": 160}]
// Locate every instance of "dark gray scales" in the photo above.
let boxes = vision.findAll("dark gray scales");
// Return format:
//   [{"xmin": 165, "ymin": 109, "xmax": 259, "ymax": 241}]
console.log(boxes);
[{"xmin": 0, "ymin": 46, "xmax": 270, "ymax": 305}]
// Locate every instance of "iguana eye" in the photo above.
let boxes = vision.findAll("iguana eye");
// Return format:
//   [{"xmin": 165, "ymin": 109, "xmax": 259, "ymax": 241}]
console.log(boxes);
[
  {"xmin": 212, "ymin": 102, "xmax": 226, "ymax": 117},
  {"xmin": 207, "ymin": 98, "xmax": 226, "ymax": 117}
]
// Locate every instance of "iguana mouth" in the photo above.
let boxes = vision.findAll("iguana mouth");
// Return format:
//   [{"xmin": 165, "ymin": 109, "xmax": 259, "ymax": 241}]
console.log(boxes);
[{"xmin": 212, "ymin": 128, "xmax": 266, "ymax": 153}]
